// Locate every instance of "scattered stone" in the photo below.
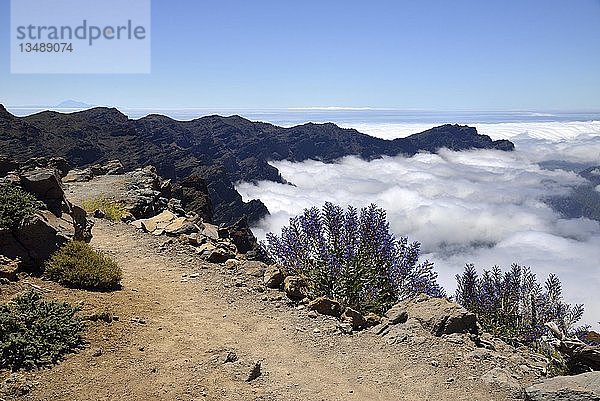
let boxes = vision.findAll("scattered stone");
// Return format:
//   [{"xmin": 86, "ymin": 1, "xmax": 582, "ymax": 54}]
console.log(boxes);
[
  {"xmin": 93, "ymin": 209, "xmax": 106, "ymax": 219},
  {"xmin": 0, "ymin": 373, "xmax": 33, "ymax": 397},
  {"xmin": 222, "ymin": 351, "xmax": 238, "ymax": 364},
  {"xmin": 338, "ymin": 322, "xmax": 353, "ymax": 335},
  {"xmin": 385, "ymin": 305, "xmax": 409, "ymax": 325},
  {"xmin": 200, "ymin": 247, "xmax": 235, "ymax": 263},
  {"xmin": 246, "ymin": 361, "xmax": 262, "ymax": 382},
  {"xmin": 283, "ymin": 276, "xmax": 309, "ymax": 300},
  {"xmin": 263, "ymin": 265, "xmax": 284, "ymax": 289},
  {"xmin": 82, "ymin": 310, "xmax": 114, "ymax": 323},
  {"xmin": 307, "ymin": 310, "xmax": 318, "ymax": 319},
  {"xmin": 342, "ymin": 307, "xmax": 367, "ymax": 330},
  {"xmin": 524, "ymin": 371, "xmax": 600, "ymax": 401},
  {"xmin": 364, "ymin": 312, "xmax": 383, "ymax": 327},
  {"xmin": 308, "ymin": 297, "xmax": 342, "ymax": 317},
  {"xmin": 92, "ymin": 348, "xmax": 103, "ymax": 357}
]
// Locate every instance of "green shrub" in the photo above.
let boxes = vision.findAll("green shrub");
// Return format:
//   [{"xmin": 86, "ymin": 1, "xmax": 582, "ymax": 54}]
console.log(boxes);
[
  {"xmin": 45, "ymin": 241, "xmax": 122, "ymax": 291},
  {"xmin": 0, "ymin": 290, "xmax": 84, "ymax": 371},
  {"xmin": 0, "ymin": 184, "xmax": 45, "ymax": 229},
  {"xmin": 81, "ymin": 197, "xmax": 126, "ymax": 221}
]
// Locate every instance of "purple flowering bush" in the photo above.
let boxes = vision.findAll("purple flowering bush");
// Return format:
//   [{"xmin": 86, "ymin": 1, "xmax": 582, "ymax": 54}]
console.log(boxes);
[
  {"xmin": 455, "ymin": 264, "xmax": 585, "ymax": 344},
  {"xmin": 266, "ymin": 202, "xmax": 444, "ymax": 314}
]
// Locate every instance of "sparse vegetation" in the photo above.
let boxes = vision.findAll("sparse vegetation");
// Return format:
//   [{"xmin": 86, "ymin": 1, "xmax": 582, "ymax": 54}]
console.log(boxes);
[
  {"xmin": 455, "ymin": 263, "xmax": 585, "ymax": 344},
  {"xmin": 81, "ymin": 197, "xmax": 127, "ymax": 221},
  {"xmin": 0, "ymin": 184, "xmax": 45, "ymax": 229},
  {"xmin": 45, "ymin": 241, "xmax": 122, "ymax": 291},
  {"xmin": 266, "ymin": 202, "xmax": 444, "ymax": 314},
  {"xmin": 0, "ymin": 290, "xmax": 84, "ymax": 371}
]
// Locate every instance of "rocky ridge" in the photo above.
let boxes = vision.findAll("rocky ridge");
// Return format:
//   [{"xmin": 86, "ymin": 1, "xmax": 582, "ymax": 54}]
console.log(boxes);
[{"xmin": 0, "ymin": 105, "xmax": 515, "ymax": 225}]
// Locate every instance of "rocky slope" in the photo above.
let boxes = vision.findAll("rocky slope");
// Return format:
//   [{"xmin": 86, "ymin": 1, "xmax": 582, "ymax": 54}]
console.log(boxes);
[
  {"xmin": 2, "ymin": 163, "xmax": 599, "ymax": 401},
  {"xmin": 0, "ymin": 105, "xmax": 514, "ymax": 225}
]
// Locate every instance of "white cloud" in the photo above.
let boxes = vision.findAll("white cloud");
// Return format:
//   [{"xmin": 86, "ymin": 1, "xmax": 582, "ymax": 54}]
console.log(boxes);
[
  {"xmin": 338, "ymin": 121, "xmax": 600, "ymax": 142},
  {"xmin": 237, "ymin": 137, "xmax": 600, "ymax": 327}
]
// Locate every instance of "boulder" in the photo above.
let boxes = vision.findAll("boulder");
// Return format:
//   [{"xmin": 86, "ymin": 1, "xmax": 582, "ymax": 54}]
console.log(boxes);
[
  {"xmin": 164, "ymin": 217, "xmax": 199, "ymax": 236},
  {"xmin": 390, "ymin": 294, "xmax": 478, "ymax": 336},
  {"xmin": 20, "ymin": 168, "xmax": 65, "ymax": 216},
  {"xmin": 263, "ymin": 265, "xmax": 284, "ymax": 288},
  {"xmin": 1, "ymin": 212, "xmax": 71, "ymax": 269},
  {"xmin": 63, "ymin": 168, "xmax": 93, "ymax": 182},
  {"xmin": 385, "ymin": 305, "xmax": 409, "ymax": 325},
  {"xmin": 69, "ymin": 204, "xmax": 93, "ymax": 242},
  {"xmin": 139, "ymin": 210, "xmax": 177, "ymax": 233},
  {"xmin": 125, "ymin": 166, "xmax": 171, "ymax": 219},
  {"xmin": 200, "ymin": 247, "xmax": 235, "ymax": 263},
  {"xmin": 283, "ymin": 276, "xmax": 309, "ymax": 300},
  {"xmin": 525, "ymin": 371, "xmax": 600, "ymax": 401},
  {"xmin": 104, "ymin": 160, "xmax": 124, "ymax": 175},
  {"xmin": 201, "ymin": 223, "xmax": 220, "ymax": 241},
  {"xmin": 20, "ymin": 157, "xmax": 71, "ymax": 178},
  {"xmin": 222, "ymin": 217, "xmax": 258, "ymax": 254},
  {"xmin": 89, "ymin": 160, "xmax": 124, "ymax": 176},
  {"xmin": 308, "ymin": 297, "xmax": 343, "ymax": 317},
  {"xmin": 240, "ymin": 260, "xmax": 267, "ymax": 277},
  {"xmin": 342, "ymin": 307, "xmax": 367, "ymax": 330}
]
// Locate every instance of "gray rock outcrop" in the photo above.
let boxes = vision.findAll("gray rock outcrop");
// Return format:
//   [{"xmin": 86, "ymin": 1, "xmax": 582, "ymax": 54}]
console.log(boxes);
[{"xmin": 525, "ymin": 371, "xmax": 600, "ymax": 401}]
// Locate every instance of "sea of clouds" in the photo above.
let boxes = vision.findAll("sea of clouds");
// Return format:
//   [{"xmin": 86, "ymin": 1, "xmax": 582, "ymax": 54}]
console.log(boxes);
[{"xmin": 237, "ymin": 121, "xmax": 600, "ymax": 327}]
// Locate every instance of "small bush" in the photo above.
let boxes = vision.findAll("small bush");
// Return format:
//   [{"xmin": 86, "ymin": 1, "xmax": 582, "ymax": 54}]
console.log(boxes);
[
  {"xmin": 455, "ymin": 263, "xmax": 585, "ymax": 344},
  {"xmin": 266, "ymin": 202, "xmax": 444, "ymax": 314},
  {"xmin": 81, "ymin": 197, "xmax": 126, "ymax": 221},
  {"xmin": 0, "ymin": 290, "xmax": 84, "ymax": 371},
  {"xmin": 0, "ymin": 184, "xmax": 45, "ymax": 229},
  {"xmin": 45, "ymin": 241, "xmax": 122, "ymax": 291}
]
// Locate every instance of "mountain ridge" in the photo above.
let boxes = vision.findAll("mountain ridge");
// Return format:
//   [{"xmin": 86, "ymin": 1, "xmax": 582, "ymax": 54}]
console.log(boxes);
[{"xmin": 0, "ymin": 105, "xmax": 515, "ymax": 224}]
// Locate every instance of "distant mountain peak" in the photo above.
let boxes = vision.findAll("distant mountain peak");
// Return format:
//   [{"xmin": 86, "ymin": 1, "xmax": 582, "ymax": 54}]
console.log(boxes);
[{"xmin": 55, "ymin": 100, "xmax": 94, "ymax": 109}]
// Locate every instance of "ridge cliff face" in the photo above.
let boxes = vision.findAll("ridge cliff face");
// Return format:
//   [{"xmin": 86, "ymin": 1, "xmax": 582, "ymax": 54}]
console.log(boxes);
[{"xmin": 0, "ymin": 106, "xmax": 515, "ymax": 224}]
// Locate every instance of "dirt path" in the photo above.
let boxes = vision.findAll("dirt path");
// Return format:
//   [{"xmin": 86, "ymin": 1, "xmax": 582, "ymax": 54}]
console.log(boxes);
[{"xmin": 2, "ymin": 218, "xmax": 525, "ymax": 401}]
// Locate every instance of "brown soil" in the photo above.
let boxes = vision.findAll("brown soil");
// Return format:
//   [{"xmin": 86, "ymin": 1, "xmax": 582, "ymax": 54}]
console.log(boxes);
[{"xmin": 0, "ymin": 180, "xmax": 540, "ymax": 401}]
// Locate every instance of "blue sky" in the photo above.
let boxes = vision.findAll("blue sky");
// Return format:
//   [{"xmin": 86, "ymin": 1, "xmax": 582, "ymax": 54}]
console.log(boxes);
[{"xmin": 1, "ymin": 0, "xmax": 599, "ymax": 110}]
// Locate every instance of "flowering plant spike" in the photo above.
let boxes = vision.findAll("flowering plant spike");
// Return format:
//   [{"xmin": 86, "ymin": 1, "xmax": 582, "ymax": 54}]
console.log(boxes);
[
  {"xmin": 455, "ymin": 263, "xmax": 586, "ymax": 344},
  {"xmin": 266, "ymin": 202, "xmax": 444, "ymax": 314}
]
